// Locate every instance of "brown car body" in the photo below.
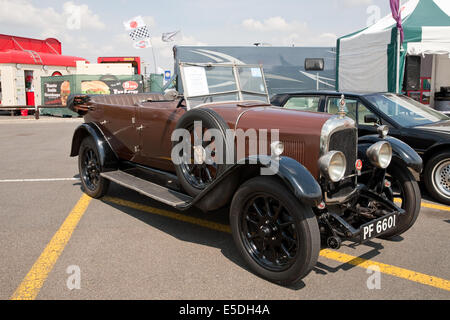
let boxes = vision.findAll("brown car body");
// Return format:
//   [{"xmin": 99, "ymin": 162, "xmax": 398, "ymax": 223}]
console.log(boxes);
[
  {"xmin": 83, "ymin": 93, "xmax": 332, "ymax": 178},
  {"xmin": 69, "ymin": 86, "xmax": 420, "ymax": 286}
]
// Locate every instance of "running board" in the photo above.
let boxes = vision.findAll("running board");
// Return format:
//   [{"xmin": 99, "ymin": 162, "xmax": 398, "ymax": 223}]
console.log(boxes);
[{"xmin": 101, "ymin": 170, "xmax": 192, "ymax": 208}]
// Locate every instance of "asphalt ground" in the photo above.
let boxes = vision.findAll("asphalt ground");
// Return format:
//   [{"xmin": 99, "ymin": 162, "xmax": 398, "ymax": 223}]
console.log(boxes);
[{"xmin": 0, "ymin": 116, "xmax": 449, "ymax": 300}]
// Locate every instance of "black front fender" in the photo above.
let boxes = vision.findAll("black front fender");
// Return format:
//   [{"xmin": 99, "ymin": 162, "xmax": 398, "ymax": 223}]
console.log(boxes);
[
  {"xmin": 235, "ymin": 156, "xmax": 322, "ymax": 206},
  {"xmin": 358, "ymin": 135, "xmax": 423, "ymax": 173},
  {"xmin": 192, "ymin": 156, "xmax": 322, "ymax": 212},
  {"xmin": 70, "ymin": 123, "xmax": 118, "ymax": 171},
  {"xmin": 270, "ymin": 156, "xmax": 323, "ymax": 206}
]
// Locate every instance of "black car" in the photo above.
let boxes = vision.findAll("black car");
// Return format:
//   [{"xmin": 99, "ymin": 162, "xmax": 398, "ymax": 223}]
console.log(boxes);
[{"xmin": 271, "ymin": 91, "xmax": 450, "ymax": 205}]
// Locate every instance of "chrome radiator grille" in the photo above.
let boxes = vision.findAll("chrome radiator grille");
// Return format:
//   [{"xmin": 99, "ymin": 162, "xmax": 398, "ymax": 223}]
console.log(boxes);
[{"xmin": 328, "ymin": 128, "xmax": 357, "ymax": 177}]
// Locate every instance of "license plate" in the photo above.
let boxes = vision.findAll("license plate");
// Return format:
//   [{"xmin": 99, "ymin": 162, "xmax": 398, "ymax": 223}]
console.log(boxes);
[{"xmin": 360, "ymin": 213, "xmax": 398, "ymax": 242}]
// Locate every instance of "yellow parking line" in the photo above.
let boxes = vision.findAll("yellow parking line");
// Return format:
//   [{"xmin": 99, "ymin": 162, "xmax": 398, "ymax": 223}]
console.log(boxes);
[
  {"xmin": 319, "ymin": 249, "xmax": 450, "ymax": 291},
  {"xmin": 10, "ymin": 194, "xmax": 92, "ymax": 300},
  {"xmin": 420, "ymin": 201, "xmax": 450, "ymax": 212},
  {"xmin": 394, "ymin": 198, "xmax": 450, "ymax": 212},
  {"xmin": 104, "ymin": 196, "xmax": 450, "ymax": 292}
]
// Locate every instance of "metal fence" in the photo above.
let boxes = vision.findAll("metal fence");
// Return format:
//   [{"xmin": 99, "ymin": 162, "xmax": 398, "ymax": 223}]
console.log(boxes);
[{"xmin": 0, "ymin": 105, "xmax": 67, "ymax": 119}]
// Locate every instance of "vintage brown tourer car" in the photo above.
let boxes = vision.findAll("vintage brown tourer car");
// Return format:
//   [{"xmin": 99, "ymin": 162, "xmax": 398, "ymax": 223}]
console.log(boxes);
[{"xmin": 68, "ymin": 63, "xmax": 422, "ymax": 285}]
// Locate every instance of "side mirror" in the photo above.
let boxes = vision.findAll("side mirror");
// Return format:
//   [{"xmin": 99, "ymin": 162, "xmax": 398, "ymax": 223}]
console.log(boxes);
[
  {"xmin": 364, "ymin": 114, "xmax": 379, "ymax": 125},
  {"xmin": 304, "ymin": 58, "xmax": 324, "ymax": 71}
]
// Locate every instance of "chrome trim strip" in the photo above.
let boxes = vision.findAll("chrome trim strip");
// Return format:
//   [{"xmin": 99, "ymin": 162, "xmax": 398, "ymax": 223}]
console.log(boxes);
[{"xmin": 319, "ymin": 115, "xmax": 358, "ymax": 202}]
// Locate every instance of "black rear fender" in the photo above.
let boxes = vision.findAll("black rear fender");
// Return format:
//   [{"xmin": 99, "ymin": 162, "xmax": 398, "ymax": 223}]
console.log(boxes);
[{"xmin": 70, "ymin": 123, "xmax": 118, "ymax": 171}]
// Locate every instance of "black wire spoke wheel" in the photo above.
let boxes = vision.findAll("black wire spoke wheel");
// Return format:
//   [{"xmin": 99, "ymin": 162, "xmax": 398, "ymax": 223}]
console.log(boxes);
[
  {"xmin": 385, "ymin": 172, "xmax": 406, "ymax": 208},
  {"xmin": 379, "ymin": 164, "xmax": 421, "ymax": 239},
  {"xmin": 241, "ymin": 193, "xmax": 299, "ymax": 272},
  {"xmin": 81, "ymin": 147, "xmax": 101, "ymax": 191},
  {"xmin": 179, "ymin": 124, "xmax": 219, "ymax": 190},
  {"xmin": 174, "ymin": 108, "xmax": 232, "ymax": 197},
  {"xmin": 78, "ymin": 136, "xmax": 110, "ymax": 199},
  {"xmin": 230, "ymin": 176, "xmax": 320, "ymax": 285}
]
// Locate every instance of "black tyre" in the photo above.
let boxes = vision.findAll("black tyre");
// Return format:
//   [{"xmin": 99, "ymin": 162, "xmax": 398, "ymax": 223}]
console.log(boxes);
[
  {"xmin": 380, "ymin": 163, "xmax": 421, "ymax": 239},
  {"xmin": 173, "ymin": 108, "xmax": 231, "ymax": 197},
  {"xmin": 230, "ymin": 176, "xmax": 320, "ymax": 286},
  {"xmin": 78, "ymin": 136, "xmax": 110, "ymax": 198},
  {"xmin": 423, "ymin": 152, "xmax": 450, "ymax": 205}
]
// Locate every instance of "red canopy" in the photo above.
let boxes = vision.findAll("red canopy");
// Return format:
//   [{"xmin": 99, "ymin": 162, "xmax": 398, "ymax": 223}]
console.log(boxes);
[{"xmin": 0, "ymin": 34, "xmax": 87, "ymax": 67}]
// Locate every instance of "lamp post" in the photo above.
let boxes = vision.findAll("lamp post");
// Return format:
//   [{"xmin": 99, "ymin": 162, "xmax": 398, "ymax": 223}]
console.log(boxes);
[{"xmin": 396, "ymin": 28, "xmax": 401, "ymax": 94}]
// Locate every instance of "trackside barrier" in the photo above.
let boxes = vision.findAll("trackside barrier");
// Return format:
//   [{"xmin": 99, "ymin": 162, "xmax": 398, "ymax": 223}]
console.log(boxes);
[{"xmin": 0, "ymin": 105, "xmax": 69, "ymax": 119}]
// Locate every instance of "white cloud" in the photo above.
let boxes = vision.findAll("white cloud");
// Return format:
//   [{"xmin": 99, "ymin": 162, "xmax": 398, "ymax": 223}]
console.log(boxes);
[
  {"xmin": 61, "ymin": 27, "xmax": 206, "ymax": 72},
  {"xmin": 242, "ymin": 16, "xmax": 307, "ymax": 33},
  {"xmin": 334, "ymin": 0, "xmax": 373, "ymax": 8},
  {"xmin": 279, "ymin": 32, "xmax": 337, "ymax": 47},
  {"xmin": 240, "ymin": 16, "xmax": 337, "ymax": 47},
  {"xmin": 137, "ymin": 32, "xmax": 207, "ymax": 72},
  {"xmin": 141, "ymin": 16, "xmax": 157, "ymax": 28},
  {"xmin": 0, "ymin": 0, "xmax": 105, "ymax": 37},
  {"xmin": 63, "ymin": 1, "xmax": 105, "ymax": 30}
]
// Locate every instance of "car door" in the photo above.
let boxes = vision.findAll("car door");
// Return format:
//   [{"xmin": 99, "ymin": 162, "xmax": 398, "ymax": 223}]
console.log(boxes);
[
  {"xmin": 101, "ymin": 102, "xmax": 140, "ymax": 162},
  {"xmin": 356, "ymin": 102, "xmax": 382, "ymax": 136},
  {"xmin": 356, "ymin": 100, "xmax": 404, "ymax": 138},
  {"xmin": 134, "ymin": 100, "xmax": 186, "ymax": 171},
  {"xmin": 281, "ymin": 95, "xmax": 322, "ymax": 112}
]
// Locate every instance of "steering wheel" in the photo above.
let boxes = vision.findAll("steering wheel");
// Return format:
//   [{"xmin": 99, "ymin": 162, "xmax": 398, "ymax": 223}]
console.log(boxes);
[
  {"xmin": 203, "ymin": 96, "xmax": 213, "ymax": 103},
  {"xmin": 176, "ymin": 97, "xmax": 185, "ymax": 108}
]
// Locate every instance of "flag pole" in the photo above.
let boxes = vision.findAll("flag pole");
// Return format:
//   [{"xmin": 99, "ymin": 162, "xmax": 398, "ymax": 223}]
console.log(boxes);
[
  {"xmin": 396, "ymin": 28, "xmax": 401, "ymax": 94},
  {"xmin": 149, "ymin": 37, "xmax": 157, "ymax": 74}
]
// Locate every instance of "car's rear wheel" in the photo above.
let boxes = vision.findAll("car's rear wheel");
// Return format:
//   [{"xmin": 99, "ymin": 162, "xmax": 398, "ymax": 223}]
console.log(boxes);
[
  {"xmin": 230, "ymin": 176, "xmax": 320, "ymax": 286},
  {"xmin": 173, "ymin": 109, "xmax": 231, "ymax": 197},
  {"xmin": 380, "ymin": 163, "xmax": 421, "ymax": 239},
  {"xmin": 424, "ymin": 152, "xmax": 450, "ymax": 205},
  {"xmin": 78, "ymin": 136, "xmax": 109, "ymax": 198}
]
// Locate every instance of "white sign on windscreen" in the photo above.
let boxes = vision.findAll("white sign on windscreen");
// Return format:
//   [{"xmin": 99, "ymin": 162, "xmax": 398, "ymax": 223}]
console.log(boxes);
[
  {"xmin": 183, "ymin": 66, "xmax": 209, "ymax": 97},
  {"xmin": 251, "ymin": 67, "xmax": 262, "ymax": 78}
]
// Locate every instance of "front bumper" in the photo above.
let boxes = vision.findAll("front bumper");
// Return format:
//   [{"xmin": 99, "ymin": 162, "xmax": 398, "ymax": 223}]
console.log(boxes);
[{"xmin": 321, "ymin": 185, "xmax": 405, "ymax": 244}]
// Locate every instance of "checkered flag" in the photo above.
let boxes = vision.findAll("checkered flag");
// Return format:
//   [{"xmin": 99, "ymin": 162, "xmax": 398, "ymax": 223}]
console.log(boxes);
[{"xmin": 129, "ymin": 26, "xmax": 150, "ymax": 41}]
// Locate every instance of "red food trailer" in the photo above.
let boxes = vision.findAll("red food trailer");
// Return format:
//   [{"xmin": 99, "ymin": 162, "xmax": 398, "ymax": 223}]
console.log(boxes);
[
  {"xmin": 97, "ymin": 56, "xmax": 142, "ymax": 75},
  {"xmin": 0, "ymin": 34, "xmax": 86, "ymax": 107}
]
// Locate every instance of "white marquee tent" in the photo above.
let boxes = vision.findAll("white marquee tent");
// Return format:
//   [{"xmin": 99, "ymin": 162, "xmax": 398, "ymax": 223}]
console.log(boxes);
[{"xmin": 336, "ymin": 0, "xmax": 450, "ymax": 94}]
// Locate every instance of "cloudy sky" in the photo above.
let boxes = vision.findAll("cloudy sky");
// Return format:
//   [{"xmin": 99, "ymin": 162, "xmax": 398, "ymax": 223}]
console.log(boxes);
[{"xmin": 0, "ymin": 0, "xmax": 394, "ymax": 72}]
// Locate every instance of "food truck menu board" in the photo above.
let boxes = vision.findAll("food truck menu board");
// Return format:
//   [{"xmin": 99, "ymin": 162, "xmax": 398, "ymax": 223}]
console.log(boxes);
[
  {"xmin": 80, "ymin": 79, "xmax": 143, "ymax": 95},
  {"xmin": 41, "ymin": 75, "xmax": 144, "ymax": 106},
  {"xmin": 43, "ymin": 79, "xmax": 71, "ymax": 106}
]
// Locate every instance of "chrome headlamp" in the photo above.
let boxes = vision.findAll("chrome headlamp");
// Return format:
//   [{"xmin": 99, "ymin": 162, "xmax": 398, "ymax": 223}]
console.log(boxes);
[
  {"xmin": 366, "ymin": 141, "xmax": 392, "ymax": 169},
  {"xmin": 319, "ymin": 151, "xmax": 347, "ymax": 182}
]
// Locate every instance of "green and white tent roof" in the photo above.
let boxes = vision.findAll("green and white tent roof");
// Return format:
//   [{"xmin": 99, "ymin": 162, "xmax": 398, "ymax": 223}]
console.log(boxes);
[{"xmin": 337, "ymin": 0, "xmax": 450, "ymax": 92}]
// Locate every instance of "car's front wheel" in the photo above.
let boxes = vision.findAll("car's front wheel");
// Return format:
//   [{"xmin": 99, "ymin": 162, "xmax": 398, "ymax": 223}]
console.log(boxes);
[
  {"xmin": 381, "ymin": 163, "xmax": 421, "ymax": 239},
  {"xmin": 78, "ymin": 136, "xmax": 109, "ymax": 198},
  {"xmin": 229, "ymin": 176, "xmax": 320, "ymax": 286},
  {"xmin": 424, "ymin": 152, "xmax": 450, "ymax": 205}
]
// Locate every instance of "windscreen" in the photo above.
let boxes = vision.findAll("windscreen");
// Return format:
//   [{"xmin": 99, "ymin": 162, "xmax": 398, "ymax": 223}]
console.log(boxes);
[
  {"xmin": 365, "ymin": 94, "xmax": 449, "ymax": 127},
  {"xmin": 180, "ymin": 63, "xmax": 269, "ymax": 109}
]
